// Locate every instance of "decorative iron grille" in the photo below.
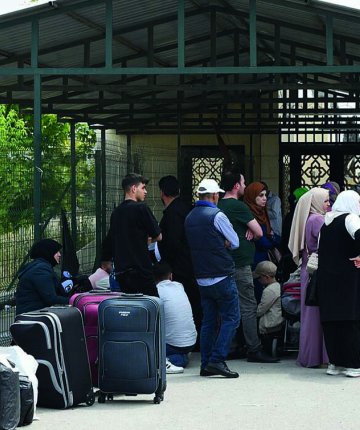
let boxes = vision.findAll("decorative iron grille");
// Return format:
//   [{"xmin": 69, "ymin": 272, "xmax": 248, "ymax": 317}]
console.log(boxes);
[
  {"xmin": 282, "ymin": 154, "xmax": 291, "ymax": 214},
  {"xmin": 301, "ymin": 154, "xmax": 330, "ymax": 188},
  {"xmin": 191, "ymin": 157, "xmax": 223, "ymax": 202},
  {"xmin": 344, "ymin": 155, "xmax": 360, "ymax": 189}
]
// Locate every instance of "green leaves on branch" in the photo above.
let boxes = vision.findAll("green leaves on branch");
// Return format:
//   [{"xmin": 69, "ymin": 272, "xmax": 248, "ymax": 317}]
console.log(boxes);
[{"xmin": 0, "ymin": 106, "xmax": 97, "ymax": 233}]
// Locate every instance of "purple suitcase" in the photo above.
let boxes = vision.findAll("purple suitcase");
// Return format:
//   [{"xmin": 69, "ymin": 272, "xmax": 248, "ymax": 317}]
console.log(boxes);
[{"xmin": 70, "ymin": 291, "xmax": 121, "ymax": 386}]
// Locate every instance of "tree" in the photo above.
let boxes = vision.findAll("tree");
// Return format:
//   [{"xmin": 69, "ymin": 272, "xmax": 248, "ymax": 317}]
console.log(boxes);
[{"xmin": 0, "ymin": 105, "xmax": 96, "ymax": 233}]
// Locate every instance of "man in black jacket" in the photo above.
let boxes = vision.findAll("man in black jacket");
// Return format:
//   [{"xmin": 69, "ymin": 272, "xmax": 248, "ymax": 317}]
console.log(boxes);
[
  {"xmin": 158, "ymin": 176, "xmax": 202, "ymax": 340},
  {"xmin": 102, "ymin": 173, "xmax": 162, "ymax": 296}
]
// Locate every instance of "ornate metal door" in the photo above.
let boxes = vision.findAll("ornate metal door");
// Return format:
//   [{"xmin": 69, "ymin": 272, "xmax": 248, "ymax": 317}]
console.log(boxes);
[
  {"xmin": 280, "ymin": 143, "xmax": 360, "ymax": 212},
  {"xmin": 180, "ymin": 146, "xmax": 246, "ymax": 204}
]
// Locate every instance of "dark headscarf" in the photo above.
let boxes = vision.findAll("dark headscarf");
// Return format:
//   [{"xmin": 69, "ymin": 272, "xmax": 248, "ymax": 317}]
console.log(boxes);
[
  {"xmin": 243, "ymin": 182, "xmax": 272, "ymax": 234},
  {"xmin": 30, "ymin": 239, "xmax": 62, "ymax": 266}
]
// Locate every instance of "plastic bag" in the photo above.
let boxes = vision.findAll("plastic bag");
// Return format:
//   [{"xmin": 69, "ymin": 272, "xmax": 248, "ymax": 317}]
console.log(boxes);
[
  {"xmin": 306, "ymin": 252, "xmax": 318, "ymax": 274},
  {"xmin": 0, "ymin": 358, "xmax": 20, "ymax": 430},
  {"xmin": 18, "ymin": 376, "xmax": 34, "ymax": 427},
  {"xmin": 0, "ymin": 346, "xmax": 38, "ymax": 420}
]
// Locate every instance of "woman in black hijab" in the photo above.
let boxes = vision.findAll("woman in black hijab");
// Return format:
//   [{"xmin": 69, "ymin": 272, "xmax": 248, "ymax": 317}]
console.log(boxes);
[{"xmin": 16, "ymin": 239, "xmax": 69, "ymax": 315}]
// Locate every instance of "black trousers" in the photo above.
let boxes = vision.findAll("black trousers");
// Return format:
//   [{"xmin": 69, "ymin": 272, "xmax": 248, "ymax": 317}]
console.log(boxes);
[
  {"xmin": 116, "ymin": 269, "xmax": 158, "ymax": 297},
  {"xmin": 322, "ymin": 320, "xmax": 360, "ymax": 368}
]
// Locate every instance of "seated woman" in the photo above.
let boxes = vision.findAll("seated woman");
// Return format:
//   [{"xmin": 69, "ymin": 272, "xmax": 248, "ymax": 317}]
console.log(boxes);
[{"xmin": 16, "ymin": 239, "xmax": 69, "ymax": 315}]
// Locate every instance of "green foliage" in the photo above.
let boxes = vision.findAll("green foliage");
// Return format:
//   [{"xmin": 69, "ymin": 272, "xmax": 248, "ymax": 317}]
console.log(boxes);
[{"xmin": 0, "ymin": 106, "xmax": 96, "ymax": 233}]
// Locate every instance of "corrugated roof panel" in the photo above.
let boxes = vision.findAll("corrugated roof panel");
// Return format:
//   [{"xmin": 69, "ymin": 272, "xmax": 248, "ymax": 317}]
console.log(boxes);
[{"xmin": 0, "ymin": 0, "xmax": 359, "ymax": 132}]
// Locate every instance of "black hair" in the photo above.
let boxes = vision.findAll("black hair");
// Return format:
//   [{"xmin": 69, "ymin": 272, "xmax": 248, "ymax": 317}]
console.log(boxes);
[
  {"xmin": 122, "ymin": 173, "xmax": 149, "ymax": 193},
  {"xmin": 158, "ymin": 175, "xmax": 180, "ymax": 197},
  {"xmin": 153, "ymin": 261, "xmax": 172, "ymax": 283},
  {"xmin": 221, "ymin": 168, "xmax": 244, "ymax": 192}
]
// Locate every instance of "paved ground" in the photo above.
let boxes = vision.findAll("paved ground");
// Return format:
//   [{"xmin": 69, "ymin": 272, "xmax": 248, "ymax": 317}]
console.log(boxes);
[{"xmin": 31, "ymin": 352, "xmax": 360, "ymax": 430}]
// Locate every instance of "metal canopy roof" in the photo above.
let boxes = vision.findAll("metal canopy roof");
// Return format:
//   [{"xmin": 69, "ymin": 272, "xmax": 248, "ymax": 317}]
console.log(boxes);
[{"xmin": 1, "ymin": 0, "xmax": 360, "ymax": 134}]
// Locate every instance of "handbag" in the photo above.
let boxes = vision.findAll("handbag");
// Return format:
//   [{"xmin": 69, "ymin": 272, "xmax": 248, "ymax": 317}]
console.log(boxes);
[
  {"xmin": 306, "ymin": 252, "xmax": 318, "ymax": 274},
  {"xmin": 305, "ymin": 270, "xmax": 319, "ymax": 306},
  {"xmin": 306, "ymin": 233, "xmax": 320, "ymax": 274},
  {"xmin": 267, "ymin": 247, "xmax": 282, "ymax": 266}
]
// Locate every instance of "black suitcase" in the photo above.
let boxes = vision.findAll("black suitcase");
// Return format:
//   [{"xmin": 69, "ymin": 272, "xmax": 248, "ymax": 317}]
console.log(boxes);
[
  {"xmin": 97, "ymin": 295, "xmax": 166, "ymax": 404},
  {"xmin": 10, "ymin": 306, "xmax": 95, "ymax": 409}
]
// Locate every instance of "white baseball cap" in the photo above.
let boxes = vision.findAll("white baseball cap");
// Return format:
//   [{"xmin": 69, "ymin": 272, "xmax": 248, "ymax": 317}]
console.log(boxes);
[{"xmin": 197, "ymin": 179, "xmax": 225, "ymax": 194}]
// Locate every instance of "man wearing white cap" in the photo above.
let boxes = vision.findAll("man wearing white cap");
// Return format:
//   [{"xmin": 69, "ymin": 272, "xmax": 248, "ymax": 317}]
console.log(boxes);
[{"xmin": 185, "ymin": 179, "xmax": 240, "ymax": 378}]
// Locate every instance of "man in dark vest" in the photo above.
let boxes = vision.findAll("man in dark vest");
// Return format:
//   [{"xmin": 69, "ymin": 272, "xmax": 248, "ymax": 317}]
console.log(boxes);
[{"xmin": 185, "ymin": 178, "xmax": 240, "ymax": 378}]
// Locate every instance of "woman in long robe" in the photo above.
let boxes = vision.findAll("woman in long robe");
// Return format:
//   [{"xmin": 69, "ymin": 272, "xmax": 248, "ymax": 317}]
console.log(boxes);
[{"xmin": 288, "ymin": 188, "xmax": 330, "ymax": 367}]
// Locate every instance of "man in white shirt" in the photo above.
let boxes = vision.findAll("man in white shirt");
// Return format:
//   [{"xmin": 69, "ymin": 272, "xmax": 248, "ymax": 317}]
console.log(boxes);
[{"xmin": 154, "ymin": 262, "xmax": 197, "ymax": 373}]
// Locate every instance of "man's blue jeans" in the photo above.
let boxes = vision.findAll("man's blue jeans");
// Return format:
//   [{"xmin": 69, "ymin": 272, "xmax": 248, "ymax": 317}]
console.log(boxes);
[
  {"xmin": 166, "ymin": 344, "xmax": 195, "ymax": 368},
  {"xmin": 198, "ymin": 276, "xmax": 240, "ymax": 367}
]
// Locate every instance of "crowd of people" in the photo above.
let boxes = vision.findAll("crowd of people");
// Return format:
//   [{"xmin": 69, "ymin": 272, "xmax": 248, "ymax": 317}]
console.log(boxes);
[{"xmin": 15, "ymin": 169, "xmax": 360, "ymax": 379}]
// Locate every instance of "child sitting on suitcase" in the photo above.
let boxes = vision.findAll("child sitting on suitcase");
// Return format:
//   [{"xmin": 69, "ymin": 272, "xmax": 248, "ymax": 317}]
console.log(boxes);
[
  {"xmin": 254, "ymin": 261, "xmax": 284, "ymax": 338},
  {"xmin": 154, "ymin": 262, "xmax": 197, "ymax": 374}
]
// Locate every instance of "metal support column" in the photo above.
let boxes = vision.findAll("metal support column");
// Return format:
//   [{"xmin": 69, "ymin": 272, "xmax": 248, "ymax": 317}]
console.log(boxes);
[
  {"xmin": 249, "ymin": 0, "xmax": 257, "ymax": 67},
  {"xmin": 178, "ymin": 0, "xmax": 185, "ymax": 69},
  {"xmin": 105, "ymin": 0, "xmax": 113, "ymax": 68},
  {"xmin": 94, "ymin": 149, "xmax": 102, "ymax": 269},
  {"xmin": 70, "ymin": 122, "xmax": 77, "ymax": 248},
  {"xmin": 32, "ymin": 19, "xmax": 42, "ymax": 241},
  {"xmin": 127, "ymin": 134, "xmax": 132, "ymax": 173},
  {"xmin": 101, "ymin": 129, "xmax": 107, "ymax": 241},
  {"xmin": 326, "ymin": 14, "xmax": 334, "ymax": 66}
]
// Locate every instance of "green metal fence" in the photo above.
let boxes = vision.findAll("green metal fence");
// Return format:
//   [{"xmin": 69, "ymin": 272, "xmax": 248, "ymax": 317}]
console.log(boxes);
[
  {"xmin": 0, "ymin": 131, "xmax": 178, "ymax": 345},
  {"xmin": 0, "ymin": 132, "xmax": 98, "ymax": 345}
]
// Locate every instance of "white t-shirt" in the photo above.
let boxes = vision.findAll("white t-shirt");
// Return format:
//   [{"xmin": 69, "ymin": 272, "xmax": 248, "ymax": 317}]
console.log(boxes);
[{"xmin": 156, "ymin": 280, "xmax": 197, "ymax": 347}]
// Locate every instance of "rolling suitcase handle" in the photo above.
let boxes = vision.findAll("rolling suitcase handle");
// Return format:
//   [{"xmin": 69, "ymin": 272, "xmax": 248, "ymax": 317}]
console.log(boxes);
[{"xmin": 120, "ymin": 293, "xmax": 144, "ymax": 297}]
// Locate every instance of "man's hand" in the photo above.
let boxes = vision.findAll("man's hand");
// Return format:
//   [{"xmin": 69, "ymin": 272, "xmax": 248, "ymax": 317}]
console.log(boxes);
[
  {"xmin": 350, "ymin": 256, "xmax": 360, "ymax": 268},
  {"xmin": 224, "ymin": 239, "xmax": 231, "ymax": 248}
]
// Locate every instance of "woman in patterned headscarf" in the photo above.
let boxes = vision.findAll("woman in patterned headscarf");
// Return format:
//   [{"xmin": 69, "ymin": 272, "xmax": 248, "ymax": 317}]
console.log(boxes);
[
  {"xmin": 244, "ymin": 182, "xmax": 281, "ymax": 301},
  {"xmin": 288, "ymin": 188, "xmax": 330, "ymax": 367}
]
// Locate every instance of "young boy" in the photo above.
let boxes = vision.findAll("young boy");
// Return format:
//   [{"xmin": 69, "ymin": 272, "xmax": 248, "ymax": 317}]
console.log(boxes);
[
  {"xmin": 153, "ymin": 261, "xmax": 197, "ymax": 374},
  {"xmin": 88, "ymin": 261, "xmax": 112, "ymax": 290},
  {"xmin": 253, "ymin": 261, "xmax": 284, "ymax": 335}
]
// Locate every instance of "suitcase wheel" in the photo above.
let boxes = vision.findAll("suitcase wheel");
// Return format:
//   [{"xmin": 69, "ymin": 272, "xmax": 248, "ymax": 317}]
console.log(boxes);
[
  {"xmin": 98, "ymin": 393, "xmax": 106, "ymax": 404},
  {"xmin": 86, "ymin": 390, "xmax": 96, "ymax": 406},
  {"xmin": 153, "ymin": 393, "xmax": 164, "ymax": 404},
  {"xmin": 97, "ymin": 392, "xmax": 113, "ymax": 403}
]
